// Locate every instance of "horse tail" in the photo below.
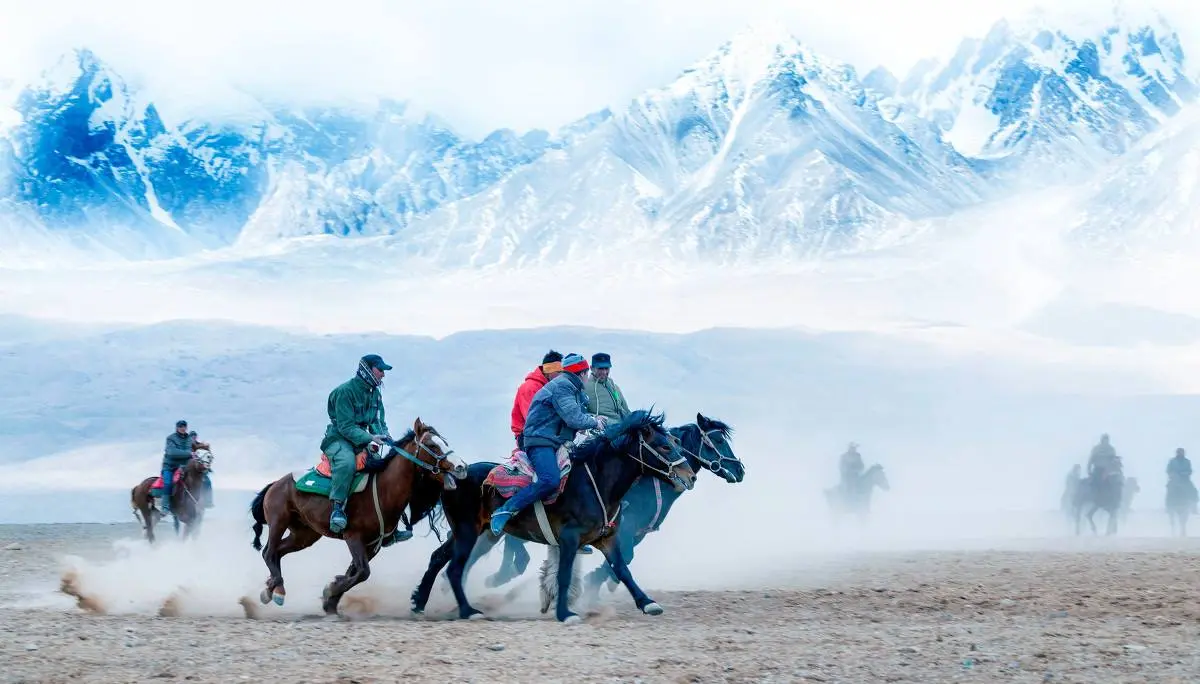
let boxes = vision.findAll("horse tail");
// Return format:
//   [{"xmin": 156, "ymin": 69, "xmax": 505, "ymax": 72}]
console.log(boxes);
[{"xmin": 250, "ymin": 483, "xmax": 270, "ymax": 551}]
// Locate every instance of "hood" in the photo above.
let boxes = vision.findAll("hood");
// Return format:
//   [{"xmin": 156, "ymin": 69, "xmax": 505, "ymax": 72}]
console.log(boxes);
[{"xmin": 523, "ymin": 368, "xmax": 549, "ymax": 388}]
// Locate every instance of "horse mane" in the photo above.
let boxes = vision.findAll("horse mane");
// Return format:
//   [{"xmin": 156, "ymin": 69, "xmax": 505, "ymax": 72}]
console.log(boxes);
[
  {"xmin": 694, "ymin": 416, "xmax": 733, "ymax": 440},
  {"xmin": 571, "ymin": 409, "xmax": 666, "ymax": 464}
]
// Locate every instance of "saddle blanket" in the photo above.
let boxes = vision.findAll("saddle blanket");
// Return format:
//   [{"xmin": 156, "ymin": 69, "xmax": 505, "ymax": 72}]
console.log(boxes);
[
  {"xmin": 293, "ymin": 468, "xmax": 370, "ymax": 497},
  {"xmin": 484, "ymin": 447, "xmax": 571, "ymax": 505},
  {"xmin": 149, "ymin": 470, "xmax": 183, "ymax": 492}
]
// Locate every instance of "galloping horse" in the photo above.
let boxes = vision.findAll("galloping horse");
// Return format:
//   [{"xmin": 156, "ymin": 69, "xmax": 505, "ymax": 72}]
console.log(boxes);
[
  {"xmin": 469, "ymin": 414, "xmax": 744, "ymax": 596},
  {"xmin": 130, "ymin": 449, "xmax": 213, "ymax": 543},
  {"xmin": 249, "ymin": 418, "xmax": 464, "ymax": 615},
  {"xmin": 1074, "ymin": 466, "xmax": 1124, "ymax": 536},
  {"xmin": 824, "ymin": 463, "xmax": 890, "ymax": 523},
  {"xmin": 410, "ymin": 410, "xmax": 696, "ymax": 624},
  {"xmin": 1166, "ymin": 476, "xmax": 1198, "ymax": 537}
]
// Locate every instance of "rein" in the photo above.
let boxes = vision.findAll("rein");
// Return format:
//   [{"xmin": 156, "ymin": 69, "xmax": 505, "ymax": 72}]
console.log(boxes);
[{"xmin": 572, "ymin": 426, "xmax": 684, "ymax": 535}]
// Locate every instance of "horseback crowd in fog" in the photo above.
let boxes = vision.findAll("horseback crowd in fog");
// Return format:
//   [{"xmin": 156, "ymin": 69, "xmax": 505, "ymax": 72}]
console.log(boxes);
[
  {"xmin": 1061, "ymin": 434, "xmax": 1199, "ymax": 536},
  {"xmin": 130, "ymin": 348, "xmax": 1200, "ymax": 624}
]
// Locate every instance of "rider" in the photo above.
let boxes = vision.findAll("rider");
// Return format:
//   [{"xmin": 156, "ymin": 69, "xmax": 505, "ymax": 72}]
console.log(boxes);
[
  {"xmin": 583, "ymin": 352, "xmax": 630, "ymax": 423},
  {"xmin": 839, "ymin": 442, "xmax": 865, "ymax": 496},
  {"xmin": 1167, "ymin": 447, "xmax": 1198, "ymax": 513},
  {"xmin": 160, "ymin": 420, "xmax": 210, "ymax": 516},
  {"xmin": 321, "ymin": 354, "xmax": 397, "ymax": 538},
  {"xmin": 490, "ymin": 353, "xmax": 604, "ymax": 536},
  {"xmin": 1087, "ymin": 433, "xmax": 1120, "ymax": 480},
  {"xmin": 511, "ymin": 350, "xmax": 563, "ymax": 449}
]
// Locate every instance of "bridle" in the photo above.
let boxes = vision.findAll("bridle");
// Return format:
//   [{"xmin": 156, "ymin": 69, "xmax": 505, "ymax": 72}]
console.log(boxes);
[
  {"xmin": 383, "ymin": 433, "xmax": 467, "ymax": 483},
  {"xmin": 668, "ymin": 425, "xmax": 741, "ymax": 481}
]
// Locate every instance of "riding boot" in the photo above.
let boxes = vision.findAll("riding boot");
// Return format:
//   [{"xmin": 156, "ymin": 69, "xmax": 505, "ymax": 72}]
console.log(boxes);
[{"xmin": 330, "ymin": 500, "xmax": 348, "ymax": 534}]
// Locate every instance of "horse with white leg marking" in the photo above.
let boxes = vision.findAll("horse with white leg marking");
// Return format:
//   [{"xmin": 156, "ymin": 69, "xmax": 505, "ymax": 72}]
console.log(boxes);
[{"xmin": 410, "ymin": 410, "xmax": 695, "ymax": 624}]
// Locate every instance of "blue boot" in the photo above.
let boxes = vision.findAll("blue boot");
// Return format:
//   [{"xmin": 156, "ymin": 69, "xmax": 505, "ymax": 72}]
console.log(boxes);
[
  {"xmin": 329, "ymin": 500, "xmax": 348, "ymax": 534},
  {"xmin": 489, "ymin": 506, "xmax": 515, "ymax": 537}
]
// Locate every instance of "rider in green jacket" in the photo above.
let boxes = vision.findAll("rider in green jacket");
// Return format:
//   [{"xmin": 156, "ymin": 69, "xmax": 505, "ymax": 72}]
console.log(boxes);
[{"xmin": 321, "ymin": 354, "xmax": 394, "ymax": 536}]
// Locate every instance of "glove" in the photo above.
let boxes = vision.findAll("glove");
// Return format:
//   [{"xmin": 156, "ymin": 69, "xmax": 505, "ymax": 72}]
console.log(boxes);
[
  {"xmin": 371, "ymin": 434, "xmax": 390, "ymax": 445},
  {"xmin": 594, "ymin": 415, "xmax": 608, "ymax": 430}
]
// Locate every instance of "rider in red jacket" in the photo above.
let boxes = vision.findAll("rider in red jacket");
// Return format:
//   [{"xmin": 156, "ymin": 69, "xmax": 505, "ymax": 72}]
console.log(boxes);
[{"xmin": 511, "ymin": 350, "xmax": 563, "ymax": 448}]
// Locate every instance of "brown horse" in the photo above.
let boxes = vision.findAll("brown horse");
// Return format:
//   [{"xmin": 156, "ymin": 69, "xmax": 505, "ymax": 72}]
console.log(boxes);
[
  {"xmin": 130, "ymin": 450, "xmax": 213, "ymax": 543},
  {"xmin": 249, "ymin": 418, "xmax": 465, "ymax": 616}
]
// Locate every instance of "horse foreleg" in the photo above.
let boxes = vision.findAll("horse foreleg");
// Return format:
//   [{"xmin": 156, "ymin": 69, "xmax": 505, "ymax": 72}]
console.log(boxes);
[
  {"xmin": 412, "ymin": 536, "xmax": 454, "ymax": 614},
  {"xmin": 592, "ymin": 530, "xmax": 661, "ymax": 618},
  {"xmin": 322, "ymin": 535, "xmax": 373, "ymax": 616}
]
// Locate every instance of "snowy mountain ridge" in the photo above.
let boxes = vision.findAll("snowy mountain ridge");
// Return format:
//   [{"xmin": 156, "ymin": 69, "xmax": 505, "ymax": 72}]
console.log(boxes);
[{"xmin": 0, "ymin": 7, "xmax": 1196, "ymax": 266}]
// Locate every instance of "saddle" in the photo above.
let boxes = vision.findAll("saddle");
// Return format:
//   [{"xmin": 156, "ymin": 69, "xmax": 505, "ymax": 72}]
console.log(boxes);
[
  {"xmin": 484, "ymin": 446, "xmax": 571, "ymax": 504},
  {"xmin": 295, "ymin": 446, "xmax": 379, "ymax": 497},
  {"xmin": 314, "ymin": 447, "xmax": 373, "ymax": 478},
  {"xmin": 149, "ymin": 469, "xmax": 184, "ymax": 492}
]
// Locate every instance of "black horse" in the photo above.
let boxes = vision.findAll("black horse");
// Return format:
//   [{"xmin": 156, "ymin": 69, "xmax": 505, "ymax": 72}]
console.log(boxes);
[
  {"xmin": 1074, "ymin": 465, "xmax": 1124, "ymax": 536},
  {"xmin": 468, "ymin": 414, "xmax": 744, "ymax": 596},
  {"xmin": 410, "ymin": 410, "xmax": 696, "ymax": 624}
]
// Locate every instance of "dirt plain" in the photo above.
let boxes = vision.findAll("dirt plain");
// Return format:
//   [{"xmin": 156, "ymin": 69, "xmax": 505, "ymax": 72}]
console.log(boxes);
[{"xmin": 3, "ymin": 523, "xmax": 1200, "ymax": 683}]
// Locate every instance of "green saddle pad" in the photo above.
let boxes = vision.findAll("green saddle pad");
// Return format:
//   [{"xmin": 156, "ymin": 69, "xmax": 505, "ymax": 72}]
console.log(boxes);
[{"xmin": 294, "ymin": 469, "xmax": 370, "ymax": 497}]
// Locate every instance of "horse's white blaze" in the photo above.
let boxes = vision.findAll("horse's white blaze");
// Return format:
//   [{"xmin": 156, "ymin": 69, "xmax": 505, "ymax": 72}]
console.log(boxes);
[{"xmin": 538, "ymin": 547, "xmax": 582, "ymax": 614}]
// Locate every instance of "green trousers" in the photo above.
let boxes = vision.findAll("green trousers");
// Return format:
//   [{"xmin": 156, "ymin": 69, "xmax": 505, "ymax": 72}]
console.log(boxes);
[{"xmin": 326, "ymin": 439, "xmax": 358, "ymax": 503}]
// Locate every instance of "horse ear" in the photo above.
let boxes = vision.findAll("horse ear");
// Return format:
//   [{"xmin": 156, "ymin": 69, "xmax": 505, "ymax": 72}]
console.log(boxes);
[
  {"xmin": 696, "ymin": 412, "xmax": 707, "ymax": 427},
  {"xmin": 413, "ymin": 417, "xmax": 424, "ymax": 433}
]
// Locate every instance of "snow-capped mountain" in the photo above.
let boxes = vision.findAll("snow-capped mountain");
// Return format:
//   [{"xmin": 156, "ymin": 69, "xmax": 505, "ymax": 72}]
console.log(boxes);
[
  {"xmin": 1067, "ymin": 107, "xmax": 1200, "ymax": 250},
  {"xmin": 401, "ymin": 24, "xmax": 991, "ymax": 266},
  {"xmin": 0, "ymin": 49, "xmax": 560, "ymax": 260},
  {"xmin": 0, "ymin": 8, "xmax": 1197, "ymax": 266},
  {"xmin": 873, "ymin": 7, "xmax": 1198, "ymax": 184}
]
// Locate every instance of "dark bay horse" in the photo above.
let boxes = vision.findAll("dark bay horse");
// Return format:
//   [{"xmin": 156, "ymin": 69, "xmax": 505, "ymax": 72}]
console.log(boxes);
[
  {"xmin": 824, "ymin": 463, "xmax": 890, "ymax": 523},
  {"xmin": 1166, "ymin": 476, "xmax": 1198, "ymax": 537},
  {"xmin": 249, "ymin": 418, "xmax": 464, "ymax": 615},
  {"xmin": 131, "ymin": 450, "xmax": 213, "ymax": 543},
  {"xmin": 410, "ymin": 410, "xmax": 696, "ymax": 624},
  {"xmin": 1074, "ymin": 467, "xmax": 1124, "ymax": 536},
  {"xmin": 471, "ymin": 414, "xmax": 744, "ymax": 596}
]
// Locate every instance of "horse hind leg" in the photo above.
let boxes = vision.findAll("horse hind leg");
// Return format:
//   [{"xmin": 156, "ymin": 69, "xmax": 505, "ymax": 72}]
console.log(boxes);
[{"xmin": 260, "ymin": 525, "xmax": 319, "ymax": 607}]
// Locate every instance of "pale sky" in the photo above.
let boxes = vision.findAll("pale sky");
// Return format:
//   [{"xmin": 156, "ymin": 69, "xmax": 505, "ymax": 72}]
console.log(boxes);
[{"xmin": 0, "ymin": 0, "xmax": 1196, "ymax": 137}]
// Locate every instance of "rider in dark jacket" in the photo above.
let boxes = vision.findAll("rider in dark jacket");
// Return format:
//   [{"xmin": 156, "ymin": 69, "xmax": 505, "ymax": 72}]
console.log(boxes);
[
  {"xmin": 1167, "ymin": 447, "xmax": 1197, "ymax": 513},
  {"xmin": 491, "ymin": 353, "xmax": 602, "ymax": 536}
]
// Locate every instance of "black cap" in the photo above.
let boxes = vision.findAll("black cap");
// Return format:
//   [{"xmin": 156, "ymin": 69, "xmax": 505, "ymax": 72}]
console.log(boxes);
[
  {"xmin": 360, "ymin": 354, "xmax": 393, "ymax": 371},
  {"xmin": 176, "ymin": 420, "xmax": 188, "ymax": 428},
  {"xmin": 591, "ymin": 352, "xmax": 611, "ymax": 369}
]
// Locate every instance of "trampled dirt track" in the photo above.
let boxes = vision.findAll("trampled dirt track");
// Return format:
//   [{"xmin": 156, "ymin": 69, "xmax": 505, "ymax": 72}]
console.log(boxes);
[{"xmin": 3, "ymin": 523, "xmax": 1200, "ymax": 683}]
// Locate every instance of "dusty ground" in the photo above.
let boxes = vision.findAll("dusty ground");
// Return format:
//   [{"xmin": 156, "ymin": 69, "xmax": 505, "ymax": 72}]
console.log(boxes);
[{"xmin": 3, "ymin": 524, "xmax": 1200, "ymax": 683}]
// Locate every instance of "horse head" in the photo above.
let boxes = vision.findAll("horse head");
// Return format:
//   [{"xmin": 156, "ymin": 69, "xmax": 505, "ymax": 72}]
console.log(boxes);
[
  {"xmin": 683, "ymin": 413, "xmax": 744, "ymax": 484},
  {"xmin": 604, "ymin": 409, "xmax": 696, "ymax": 493},
  {"xmin": 865, "ymin": 464, "xmax": 890, "ymax": 492},
  {"xmin": 189, "ymin": 449, "xmax": 214, "ymax": 475},
  {"xmin": 393, "ymin": 418, "xmax": 467, "ymax": 491}
]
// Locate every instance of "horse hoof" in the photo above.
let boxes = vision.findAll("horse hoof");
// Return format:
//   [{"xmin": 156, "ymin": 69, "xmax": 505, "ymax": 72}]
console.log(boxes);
[
  {"xmin": 273, "ymin": 593, "xmax": 285, "ymax": 607},
  {"xmin": 467, "ymin": 612, "xmax": 486, "ymax": 621},
  {"xmin": 642, "ymin": 602, "xmax": 664, "ymax": 616},
  {"xmin": 562, "ymin": 614, "xmax": 583, "ymax": 626},
  {"xmin": 259, "ymin": 589, "xmax": 271, "ymax": 605}
]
